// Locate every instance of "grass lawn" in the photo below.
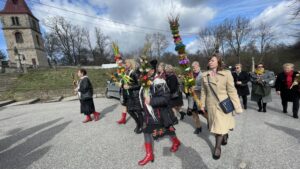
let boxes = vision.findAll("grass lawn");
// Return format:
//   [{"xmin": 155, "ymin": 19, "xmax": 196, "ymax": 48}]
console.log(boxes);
[{"xmin": 1, "ymin": 68, "xmax": 114, "ymax": 100}]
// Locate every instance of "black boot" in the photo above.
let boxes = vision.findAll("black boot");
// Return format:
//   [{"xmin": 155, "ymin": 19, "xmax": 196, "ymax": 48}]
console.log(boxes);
[
  {"xmin": 257, "ymin": 101, "xmax": 262, "ymax": 112},
  {"xmin": 213, "ymin": 135, "xmax": 223, "ymax": 160},
  {"xmin": 193, "ymin": 127, "xmax": 202, "ymax": 134},
  {"xmin": 263, "ymin": 103, "xmax": 267, "ymax": 113},
  {"xmin": 179, "ymin": 111, "xmax": 186, "ymax": 120},
  {"xmin": 222, "ymin": 134, "xmax": 229, "ymax": 146},
  {"xmin": 136, "ymin": 114, "xmax": 144, "ymax": 134},
  {"xmin": 128, "ymin": 111, "xmax": 140, "ymax": 133}
]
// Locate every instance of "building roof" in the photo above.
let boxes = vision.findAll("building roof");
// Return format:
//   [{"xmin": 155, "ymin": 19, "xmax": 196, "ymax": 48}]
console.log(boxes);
[{"xmin": 0, "ymin": 0, "xmax": 37, "ymax": 20}]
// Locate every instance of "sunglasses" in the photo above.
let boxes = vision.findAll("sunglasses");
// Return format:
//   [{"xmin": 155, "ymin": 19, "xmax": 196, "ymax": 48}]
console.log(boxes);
[
  {"xmin": 257, "ymin": 66, "xmax": 264, "ymax": 68},
  {"xmin": 235, "ymin": 67, "xmax": 240, "ymax": 69}
]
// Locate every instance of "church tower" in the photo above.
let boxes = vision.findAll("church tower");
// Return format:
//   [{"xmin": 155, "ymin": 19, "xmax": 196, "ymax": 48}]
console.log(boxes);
[{"xmin": 0, "ymin": 0, "xmax": 48, "ymax": 67}]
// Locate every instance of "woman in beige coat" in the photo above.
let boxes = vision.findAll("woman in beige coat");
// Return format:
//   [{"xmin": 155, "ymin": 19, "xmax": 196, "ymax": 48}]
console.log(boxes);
[{"xmin": 200, "ymin": 54, "xmax": 243, "ymax": 160}]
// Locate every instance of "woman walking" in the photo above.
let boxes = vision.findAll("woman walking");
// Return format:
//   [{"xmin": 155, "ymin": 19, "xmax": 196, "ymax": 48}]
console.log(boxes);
[
  {"xmin": 75, "ymin": 69, "xmax": 100, "ymax": 123},
  {"xmin": 165, "ymin": 64, "xmax": 185, "ymax": 121},
  {"xmin": 250, "ymin": 63, "xmax": 275, "ymax": 113},
  {"xmin": 200, "ymin": 54, "xmax": 243, "ymax": 160},
  {"xmin": 275, "ymin": 63, "xmax": 300, "ymax": 119},
  {"xmin": 124, "ymin": 59, "xmax": 143, "ymax": 134},
  {"xmin": 232, "ymin": 64, "xmax": 250, "ymax": 109},
  {"xmin": 138, "ymin": 75, "xmax": 181, "ymax": 166}
]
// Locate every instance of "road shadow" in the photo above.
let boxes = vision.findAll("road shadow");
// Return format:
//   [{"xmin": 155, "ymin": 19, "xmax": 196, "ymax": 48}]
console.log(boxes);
[
  {"xmin": 0, "ymin": 119, "xmax": 71, "ymax": 169},
  {"xmin": 99, "ymin": 103, "xmax": 119, "ymax": 118},
  {"xmin": 0, "ymin": 118, "xmax": 63, "ymax": 152},
  {"xmin": 265, "ymin": 122, "xmax": 300, "ymax": 143},
  {"xmin": 163, "ymin": 143, "xmax": 208, "ymax": 169},
  {"xmin": 181, "ymin": 114, "xmax": 214, "ymax": 153}
]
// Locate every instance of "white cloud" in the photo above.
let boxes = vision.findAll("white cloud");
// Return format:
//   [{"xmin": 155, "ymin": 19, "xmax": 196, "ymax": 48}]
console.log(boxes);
[
  {"xmin": 29, "ymin": 0, "xmax": 215, "ymax": 53},
  {"xmin": 251, "ymin": 0, "xmax": 299, "ymax": 44}
]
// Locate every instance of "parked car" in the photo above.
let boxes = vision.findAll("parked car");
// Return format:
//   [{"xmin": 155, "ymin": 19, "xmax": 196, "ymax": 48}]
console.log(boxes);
[{"xmin": 105, "ymin": 80, "xmax": 125, "ymax": 104}]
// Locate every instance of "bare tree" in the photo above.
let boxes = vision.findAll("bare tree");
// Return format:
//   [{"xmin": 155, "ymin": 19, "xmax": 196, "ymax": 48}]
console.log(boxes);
[
  {"xmin": 84, "ymin": 28, "xmax": 96, "ymax": 62},
  {"xmin": 198, "ymin": 27, "xmax": 215, "ymax": 57},
  {"xmin": 256, "ymin": 22, "xmax": 275, "ymax": 62},
  {"xmin": 44, "ymin": 32, "xmax": 60, "ymax": 61},
  {"xmin": 223, "ymin": 16, "xmax": 252, "ymax": 63},
  {"xmin": 151, "ymin": 32, "xmax": 169, "ymax": 58},
  {"xmin": 144, "ymin": 34, "xmax": 154, "ymax": 58},
  {"xmin": 95, "ymin": 27, "xmax": 110, "ymax": 64},
  {"xmin": 47, "ymin": 17, "xmax": 75, "ymax": 65}
]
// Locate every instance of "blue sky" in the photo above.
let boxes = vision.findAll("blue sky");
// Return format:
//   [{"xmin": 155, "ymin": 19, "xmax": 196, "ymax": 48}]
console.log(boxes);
[{"xmin": 0, "ymin": 0, "xmax": 297, "ymax": 59}]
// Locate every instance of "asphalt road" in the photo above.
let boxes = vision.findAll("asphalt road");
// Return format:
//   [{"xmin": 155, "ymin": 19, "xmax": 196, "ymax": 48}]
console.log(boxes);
[{"xmin": 0, "ymin": 92, "xmax": 299, "ymax": 169}]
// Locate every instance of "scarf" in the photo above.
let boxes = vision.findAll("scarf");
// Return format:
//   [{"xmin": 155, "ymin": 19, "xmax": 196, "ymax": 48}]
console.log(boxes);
[
  {"xmin": 193, "ymin": 72, "xmax": 199, "ymax": 78},
  {"xmin": 255, "ymin": 69, "xmax": 264, "ymax": 75},
  {"xmin": 285, "ymin": 71, "xmax": 293, "ymax": 89}
]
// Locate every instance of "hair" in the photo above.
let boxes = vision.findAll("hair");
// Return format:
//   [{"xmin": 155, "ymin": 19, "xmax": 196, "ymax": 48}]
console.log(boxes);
[
  {"xmin": 283, "ymin": 63, "xmax": 294, "ymax": 69},
  {"xmin": 256, "ymin": 63, "xmax": 264, "ymax": 68},
  {"xmin": 125, "ymin": 59, "xmax": 137, "ymax": 70},
  {"xmin": 165, "ymin": 64, "xmax": 175, "ymax": 74},
  {"xmin": 158, "ymin": 62, "xmax": 166, "ymax": 71},
  {"xmin": 192, "ymin": 61, "xmax": 200, "ymax": 68},
  {"xmin": 235, "ymin": 63, "xmax": 242, "ymax": 68},
  {"xmin": 208, "ymin": 53, "xmax": 223, "ymax": 71},
  {"xmin": 78, "ymin": 68, "xmax": 87, "ymax": 76}
]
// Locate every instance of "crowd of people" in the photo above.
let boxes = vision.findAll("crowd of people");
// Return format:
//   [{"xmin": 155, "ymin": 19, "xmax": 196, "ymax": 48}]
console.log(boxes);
[{"xmin": 74, "ymin": 54, "xmax": 300, "ymax": 166}]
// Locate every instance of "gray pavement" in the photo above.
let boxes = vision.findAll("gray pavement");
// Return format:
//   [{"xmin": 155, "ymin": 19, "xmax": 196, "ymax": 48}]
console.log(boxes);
[{"xmin": 0, "ymin": 92, "xmax": 299, "ymax": 169}]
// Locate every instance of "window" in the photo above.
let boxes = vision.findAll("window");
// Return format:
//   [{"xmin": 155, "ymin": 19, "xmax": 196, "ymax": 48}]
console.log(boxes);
[
  {"xmin": 11, "ymin": 17, "xmax": 15, "ymax": 25},
  {"xmin": 15, "ymin": 32, "xmax": 24, "ymax": 43},
  {"xmin": 15, "ymin": 17, "xmax": 19, "ymax": 25},
  {"xmin": 36, "ymin": 35, "xmax": 40, "ymax": 46},
  {"xmin": 11, "ymin": 17, "xmax": 20, "ymax": 26}
]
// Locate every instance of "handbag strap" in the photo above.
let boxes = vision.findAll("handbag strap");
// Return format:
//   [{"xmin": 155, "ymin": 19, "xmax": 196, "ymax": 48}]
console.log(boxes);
[{"xmin": 207, "ymin": 75, "xmax": 221, "ymax": 102}]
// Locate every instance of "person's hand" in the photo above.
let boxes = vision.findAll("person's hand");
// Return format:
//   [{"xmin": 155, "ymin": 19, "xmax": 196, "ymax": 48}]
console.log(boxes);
[
  {"xmin": 276, "ymin": 91, "xmax": 281, "ymax": 95},
  {"xmin": 144, "ymin": 96, "xmax": 150, "ymax": 105},
  {"xmin": 124, "ymin": 84, "xmax": 130, "ymax": 90},
  {"xmin": 200, "ymin": 107, "xmax": 205, "ymax": 113},
  {"xmin": 237, "ymin": 81, "xmax": 242, "ymax": 85}
]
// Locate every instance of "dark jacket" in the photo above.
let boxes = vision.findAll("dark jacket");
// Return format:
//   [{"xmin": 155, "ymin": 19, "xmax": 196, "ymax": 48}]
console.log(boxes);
[
  {"xmin": 232, "ymin": 71, "xmax": 250, "ymax": 96},
  {"xmin": 275, "ymin": 71, "xmax": 300, "ymax": 101},
  {"xmin": 166, "ymin": 73, "xmax": 183, "ymax": 107},
  {"xmin": 145, "ymin": 83, "xmax": 177, "ymax": 128},
  {"xmin": 78, "ymin": 77, "xmax": 93, "ymax": 100},
  {"xmin": 126, "ymin": 70, "xmax": 142, "ymax": 112}
]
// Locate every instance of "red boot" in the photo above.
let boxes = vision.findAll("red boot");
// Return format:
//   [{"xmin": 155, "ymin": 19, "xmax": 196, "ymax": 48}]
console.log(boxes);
[
  {"xmin": 117, "ymin": 112, "xmax": 127, "ymax": 124},
  {"xmin": 170, "ymin": 137, "xmax": 181, "ymax": 152},
  {"xmin": 82, "ymin": 115, "xmax": 92, "ymax": 123},
  {"xmin": 93, "ymin": 112, "xmax": 100, "ymax": 121},
  {"xmin": 138, "ymin": 143, "xmax": 154, "ymax": 166}
]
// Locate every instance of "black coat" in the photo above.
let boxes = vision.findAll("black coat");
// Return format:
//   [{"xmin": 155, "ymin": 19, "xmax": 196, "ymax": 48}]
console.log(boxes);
[
  {"xmin": 142, "ymin": 83, "xmax": 177, "ymax": 134},
  {"xmin": 166, "ymin": 74, "xmax": 183, "ymax": 107},
  {"xmin": 232, "ymin": 71, "xmax": 250, "ymax": 96},
  {"xmin": 78, "ymin": 77, "xmax": 93, "ymax": 100},
  {"xmin": 126, "ymin": 70, "xmax": 142, "ymax": 112},
  {"xmin": 275, "ymin": 71, "xmax": 300, "ymax": 101}
]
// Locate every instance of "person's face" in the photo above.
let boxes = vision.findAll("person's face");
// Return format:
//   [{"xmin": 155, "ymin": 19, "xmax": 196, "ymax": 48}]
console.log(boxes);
[
  {"xmin": 148, "ymin": 69, "xmax": 155, "ymax": 77},
  {"xmin": 235, "ymin": 65, "xmax": 241, "ymax": 72},
  {"xmin": 125, "ymin": 60, "xmax": 131, "ymax": 69},
  {"xmin": 192, "ymin": 64, "xmax": 200, "ymax": 73},
  {"xmin": 208, "ymin": 57, "xmax": 218, "ymax": 70},
  {"xmin": 157, "ymin": 65, "xmax": 164, "ymax": 73},
  {"xmin": 284, "ymin": 66, "xmax": 293, "ymax": 73},
  {"xmin": 77, "ymin": 71, "xmax": 83, "ymax": 77},
  {"xmin": 257, "ymin": 64, "xmax": 264, "ymax": 71}
]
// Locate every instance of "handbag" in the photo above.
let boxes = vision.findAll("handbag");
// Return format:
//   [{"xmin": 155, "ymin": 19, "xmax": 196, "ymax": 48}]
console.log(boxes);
[{"xmin": 207, "ymin": 76, "xmax": 234, "ymax": 114}]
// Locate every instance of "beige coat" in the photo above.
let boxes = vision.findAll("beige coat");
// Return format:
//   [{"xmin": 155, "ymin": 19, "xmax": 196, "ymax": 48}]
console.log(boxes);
[{"xmin": 201, "ymin": 70, "xmax": 243, "ymax": 135}]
